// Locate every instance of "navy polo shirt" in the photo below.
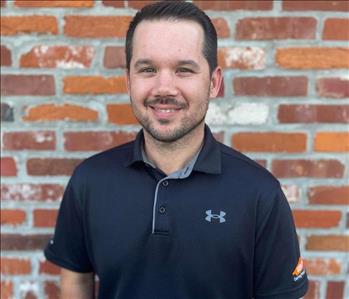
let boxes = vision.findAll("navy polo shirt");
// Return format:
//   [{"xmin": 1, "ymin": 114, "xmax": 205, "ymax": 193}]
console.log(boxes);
[{"xmin": 44, "ymin": 125, "xmax": 308, "ymax": 299}]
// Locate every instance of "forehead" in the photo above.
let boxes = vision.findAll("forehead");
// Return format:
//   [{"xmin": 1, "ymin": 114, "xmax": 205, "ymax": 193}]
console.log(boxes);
[{"xmin": 131, "ymin": 19, "xmax": 205, "ymax": 63}]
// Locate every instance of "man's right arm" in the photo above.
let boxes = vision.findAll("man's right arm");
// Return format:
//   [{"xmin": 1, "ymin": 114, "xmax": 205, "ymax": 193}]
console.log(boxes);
[{"xmin": 60, "ymin": 268, "xmax": 95, "ymax": 299}]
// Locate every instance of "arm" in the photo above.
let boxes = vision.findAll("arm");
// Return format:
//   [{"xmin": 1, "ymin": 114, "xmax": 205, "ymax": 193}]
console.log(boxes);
[{"xmin": 60, "ymin": 268, "xmax": 95, "ymax": 299}]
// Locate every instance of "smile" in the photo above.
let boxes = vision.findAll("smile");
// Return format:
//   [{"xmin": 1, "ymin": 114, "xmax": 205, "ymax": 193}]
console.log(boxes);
[{"xmin": 154, "ymin": 108, "xmax": 177, "ymax": 113}]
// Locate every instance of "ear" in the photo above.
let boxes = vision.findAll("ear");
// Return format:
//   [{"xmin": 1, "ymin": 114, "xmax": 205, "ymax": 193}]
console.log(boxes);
[
  {"xmin": 209, "ymin": 66, "xmax": 223, "ymax": 98},
  {"xmin": 126, "ymin": 69, "xmax": 131, "ymax": 96}
]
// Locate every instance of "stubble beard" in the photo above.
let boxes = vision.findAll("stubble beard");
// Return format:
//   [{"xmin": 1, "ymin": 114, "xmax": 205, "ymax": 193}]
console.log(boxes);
[{"xmin": 130, "ymin": 97, "xmax": 209, "ymax": 143}]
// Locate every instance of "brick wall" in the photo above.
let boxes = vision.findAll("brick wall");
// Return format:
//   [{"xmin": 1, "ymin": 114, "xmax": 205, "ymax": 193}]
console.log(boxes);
[{"xmin": 1, "ymin": 0, "xmax": 348, "ymax": 298}]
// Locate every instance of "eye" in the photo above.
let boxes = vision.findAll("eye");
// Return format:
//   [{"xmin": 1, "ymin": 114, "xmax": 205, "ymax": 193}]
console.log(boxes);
[
  {"xmin": 139, "ymin": 67, "xmax": 156, "ymax": 73},
  {"xmin": 177, "ymin": 67, "xmax": 193, "ymax": 73}
]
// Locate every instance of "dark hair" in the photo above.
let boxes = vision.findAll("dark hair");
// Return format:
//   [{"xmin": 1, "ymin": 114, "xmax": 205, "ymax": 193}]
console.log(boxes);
[{"xmin": 125, "ymin": 1, "xmax": 217, "ymax": 74}]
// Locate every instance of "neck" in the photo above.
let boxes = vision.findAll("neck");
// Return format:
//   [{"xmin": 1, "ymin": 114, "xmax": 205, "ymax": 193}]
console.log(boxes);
[{"xmin": 143, "ymin": 124, "xmax": 205, "ymax": 175}]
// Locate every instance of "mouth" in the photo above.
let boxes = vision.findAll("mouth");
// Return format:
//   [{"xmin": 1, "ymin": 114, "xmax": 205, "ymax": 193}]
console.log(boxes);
[{"xmin": 148, "ymin": 104, "xmax": 183, "ymax": 119}]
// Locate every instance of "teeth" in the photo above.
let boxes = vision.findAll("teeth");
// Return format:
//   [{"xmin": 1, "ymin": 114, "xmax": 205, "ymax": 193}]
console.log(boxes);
[{"xmin": 157, "ymin": 109, "xmax": 175, "ymax": 113}]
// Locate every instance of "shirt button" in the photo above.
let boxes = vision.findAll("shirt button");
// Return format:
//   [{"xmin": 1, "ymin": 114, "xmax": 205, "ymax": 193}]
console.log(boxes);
[
  {"xmin": 159, "ymin": 206, "xmax": 166, "ymax": 214},
  {"xmin": 162, "ymin": 180, "xmax": 169, "ymax": 187}
]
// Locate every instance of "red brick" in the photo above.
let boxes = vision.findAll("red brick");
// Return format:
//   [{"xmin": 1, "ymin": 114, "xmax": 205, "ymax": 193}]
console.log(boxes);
[
  {"xmin": 276, "ymin": 48, "xmax": 349, "ymax": 69},
  {"xmin": 22, "ymin": 290, "xmax": 37, "ymax": 299},
  {"xmin": 314, "ymin": 132, "xmax": 349, "ymax": 152},
  {"xmin": 304, "ymin": 258, "xmax": 341, "ymax": 276},
  {"xmin": 64, "ymin": 16, "xmax": 132, "ymax": 38},
  {"xmin": 1, "ymin": 45, "xmax": 11, "ymax": 66},
  {"xmin": 218, "ymin": 47, "xmax": 265, "ymax": 70},
  {"xmin": 234, "ymin": 76, "xmax": 307, "ymax": 97},
  {"xmin": 193, "ymin": 0, "xmax": 273, "ymax": 10},
  {"xmin": 33, "ymin": 209, "xmax": 58, "ymax": 228},
  {"xmin": 293, "ymin": 210, "xmax": 341, "ymax": 228},
  {"xmin": 278, "ymin": 105, "xmax": 349, "ymax": 123},
  {"xmin": 317, "ymin": 78, "xmax": 349, "ymax": 98},
  {"xmin": 1, "ymin": 257, "xmax": 31, "ymax": 275},
  {"xmin": 64, "ymin": 131, "xmax": 136, "ymax": 151},
  {"xmin": 127, "ymin": 1, "xmax": 157, "ymax": 9},
  {"xmin": 304, "ymin": 280, "xmax": 321, "ymax": 299},
  {"xmin": 212, "ymin": 18, "xmax": 230, "ymax": 38},
  {"xmin": 104, "ymin": 46, "xmax": 126, "ymax": 69},
  {"xmin": 63, "ymin": 76, "xmax": 127, "ymax": 94},
  {"xmin": 1, "ymin": 234, "xmax": 51, "ymax": 250},
  {"xmin": 283, "ymin": 1, "xmax": 349, "ymax": 11},
  {"xmin": 308, "ymin": 186, "xmax": 349, "ymax": 205},
  {"xmin": 1, "ymin": 75, "xmax": 55, "ymax": 96},
  {"xmin": 0, "ymin": 16, "xmax": 58, "ymax": 35},
  {"xmin": 232, "ymin": 132, "xmax": 306, "ymax": 153},
  {"xmin": 20, "ymin": 46, "xmax": 94, "ymax": 68},
  {"xmin": 1, "ymin": 209, "xmax": 26, "ymax": 226},
  {"xmin": 2, "ymin": 131, "xmax": 56, "ymax": 150},
  {"xmin": 326, "ymin": 281, "xmax": 345, "ymax": 299},
  {"xmin": 272, "ymin": 159, "xmax": 344, "ymax": 178},
  {"xmin": 0, "ymin": 184, "xmax": 64, "ymax": 201},
  {"xmin": 102, "ymin": 0, "xmax": 124, "ymax": 8},
  {"xmin": 107, "ymin": 104, "xmax": 138, "ymax": 125},
  {"xmin": 323, "ymin": 18, "xmax": 349, "ymax": 40},
  {"xmin": 236, "ymin": 17, "xmax": 316, "ymax": 40},
  {"xmin": 15, "ymin": 0, "xmax": 94, "ymax": 7},
  {"xmin": 1, "ymin": 157, "xmax": 17, "ymax": 177},
  {"xmin": 27, "ymin": 158, "xmax": 82, "ymax": 176},
  {"xmin": 306, "ymin": 235, "xmax": 349, "ymax": 251},
  {"xmin": 24, "ymin": 104, "xmax": 98, "ymax": 122},
  {"xmin": 0, "ymin": 281, "xmax": 13, "ymax": 299},
  {"xmin": 39, "ymin": 260, "xmax": 60, "ymax": 275},
  {"xmin": 44, "ymin": 281, "xmax": 60, "ymax": 299}
]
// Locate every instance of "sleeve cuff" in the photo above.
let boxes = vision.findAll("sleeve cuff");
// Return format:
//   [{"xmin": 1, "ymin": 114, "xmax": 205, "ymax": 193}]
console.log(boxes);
[{"xmin": 44, "ymin": 247, "xmax": 94, "ymax": 273}]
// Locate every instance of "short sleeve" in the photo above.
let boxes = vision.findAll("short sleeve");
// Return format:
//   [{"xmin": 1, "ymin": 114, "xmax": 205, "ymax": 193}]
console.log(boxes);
[
  {"xmin": 253, "ymin": 183, "xmax": 308, "ymax": 299},
  {"xmin": 44, "ymin": 170, "xmax": 93, "ymax": 273}
]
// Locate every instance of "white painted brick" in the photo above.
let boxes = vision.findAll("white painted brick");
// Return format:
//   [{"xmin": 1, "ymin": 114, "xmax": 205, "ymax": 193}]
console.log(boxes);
[
  {"xmin": 282, "ymin": 185, "xmax": 301, "ymax": 203},
  {"xmin": 206, "ymin": 102, "xmax": 269, "ymax": 125}
]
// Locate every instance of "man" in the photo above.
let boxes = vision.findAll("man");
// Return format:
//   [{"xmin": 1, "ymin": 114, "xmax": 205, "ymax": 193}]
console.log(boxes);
[{"xmin": 44, "ymin": 2, "xmax": 308, "ymax": 298}]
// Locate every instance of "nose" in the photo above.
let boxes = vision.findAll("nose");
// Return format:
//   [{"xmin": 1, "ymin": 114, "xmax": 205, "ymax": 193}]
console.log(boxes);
[{"xmin": 152, "ymin": 70, "xmax": 178, "ymax": 98}]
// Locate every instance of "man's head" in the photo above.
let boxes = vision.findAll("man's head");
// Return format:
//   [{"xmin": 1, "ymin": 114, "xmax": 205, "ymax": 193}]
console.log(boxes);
[
  {"xmin": 125, "ymin": 1, "xmax": 222, "ymax": 144},
  {"xmin": 126, "ymin": 1, "xmax": 217, "ymax": 75}
]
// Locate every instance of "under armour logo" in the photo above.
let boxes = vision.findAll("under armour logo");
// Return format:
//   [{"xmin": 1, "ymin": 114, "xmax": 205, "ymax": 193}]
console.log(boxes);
[{"xmin": 205, "ymin": 210, "xmax": 226, "ymax": 223}]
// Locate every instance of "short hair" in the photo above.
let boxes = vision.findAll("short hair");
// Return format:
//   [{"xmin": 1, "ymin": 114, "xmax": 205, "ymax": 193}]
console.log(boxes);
[{"xmin": 125, "ymin": 1, "xmax": 217, "ymax": 74}]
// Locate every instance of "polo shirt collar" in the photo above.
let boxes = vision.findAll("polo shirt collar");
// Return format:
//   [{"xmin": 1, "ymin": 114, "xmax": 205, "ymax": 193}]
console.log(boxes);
[{"xmin": 125, "ymin": 125, "xmax": 221, "ymax": 175}]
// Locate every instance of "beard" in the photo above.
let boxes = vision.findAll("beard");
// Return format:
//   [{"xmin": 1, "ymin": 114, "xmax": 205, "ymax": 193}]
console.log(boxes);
[{"xmin": 130, "ymin": 96, "xmax": 209, "ymax": 143}]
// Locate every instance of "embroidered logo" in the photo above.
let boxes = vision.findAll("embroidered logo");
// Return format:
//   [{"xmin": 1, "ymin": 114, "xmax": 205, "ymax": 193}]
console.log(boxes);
[
  {"xmin": 292, "ymin": 257, "xmax": 306, "ymax": 281},
  {"xmin": 205, "ymin": 210, "xmax": 226, "ymax": 223}
]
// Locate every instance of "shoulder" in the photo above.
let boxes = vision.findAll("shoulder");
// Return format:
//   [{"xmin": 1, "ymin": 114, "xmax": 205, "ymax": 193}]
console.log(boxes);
[
  {"xmin": 219, "ymin": 142, "xmax": 280, "ymax": 191},
  {"xmin": 71, "ymin": 141, "xmax": 135, "ymax": 180}
]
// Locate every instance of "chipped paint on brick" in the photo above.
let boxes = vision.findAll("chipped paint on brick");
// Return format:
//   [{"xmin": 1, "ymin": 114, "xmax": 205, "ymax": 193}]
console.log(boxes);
[
  {"xmin": 282, "ymin": 185, "xmax": 301, "ymax": 202},
  {"xmin": 32, "ymin": 131, "xmax": 54, "ymax": 143},
  {"xmin": 219, "ymin": 47, "xmax": 265, "ymax": 69},
  {"xmin": 207, "ymin": 103, "xmax": 269, "ymax": 125}
]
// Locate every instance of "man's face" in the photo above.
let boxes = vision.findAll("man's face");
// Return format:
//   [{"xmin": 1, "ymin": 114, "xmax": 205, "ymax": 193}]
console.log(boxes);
[{"xmin": 127, "ymin": 19, "xmax": 221, "ymax": 143}]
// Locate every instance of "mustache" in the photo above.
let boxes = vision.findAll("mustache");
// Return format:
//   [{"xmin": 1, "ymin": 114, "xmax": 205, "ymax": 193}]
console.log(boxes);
[{"xmin": 145, "ymin": 98, "xmax": 187, "ymax": 108}]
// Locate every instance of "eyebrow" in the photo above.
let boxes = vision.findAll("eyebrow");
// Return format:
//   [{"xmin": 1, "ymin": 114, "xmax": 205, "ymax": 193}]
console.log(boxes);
[
  {"xmin": 177, "ymin": 60, "xmax": 200, "ymax": 71},
  {"xmin": 133, "ymin": 59, "xmax": 200, "ymax": 70},
  {"xmin": 134, "ymin": 59, "xmax": 153, "ymax": 69}
]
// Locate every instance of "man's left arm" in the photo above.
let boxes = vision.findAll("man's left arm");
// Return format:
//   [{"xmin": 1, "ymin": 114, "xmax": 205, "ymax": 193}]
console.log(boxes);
[{"xmin": 253, "ymin": 183, "xmax": 308, "ymax": 299}]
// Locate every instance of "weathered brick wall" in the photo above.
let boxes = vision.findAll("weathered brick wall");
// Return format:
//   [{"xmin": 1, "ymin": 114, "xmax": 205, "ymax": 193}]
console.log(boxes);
[{"xmin": 1, "ymin": 0, "xmax": 348, "ymax": 298}]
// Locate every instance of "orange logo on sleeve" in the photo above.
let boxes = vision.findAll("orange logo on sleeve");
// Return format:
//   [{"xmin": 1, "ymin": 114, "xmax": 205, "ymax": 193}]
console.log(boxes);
[{"xmin": 292, "ymin": 257, "xmax": 304, "ymax": 276}]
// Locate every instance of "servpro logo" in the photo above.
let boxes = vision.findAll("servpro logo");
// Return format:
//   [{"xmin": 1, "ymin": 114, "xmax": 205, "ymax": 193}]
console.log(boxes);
[{"xmin": 292, "ymin": 257, "xmax": 306, "ymax": 281}]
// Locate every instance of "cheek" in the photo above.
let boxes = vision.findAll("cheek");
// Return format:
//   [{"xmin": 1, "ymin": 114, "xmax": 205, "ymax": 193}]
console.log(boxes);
[
  {"xmin": 130, "ymin": 78, "xmax": 152, "ymax": 100},
  {"xmin": 178, "ymin": 79, "xmax": 210, "ymax": 99}
]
